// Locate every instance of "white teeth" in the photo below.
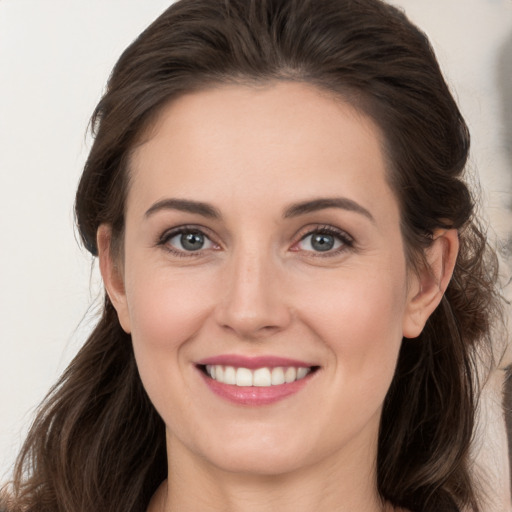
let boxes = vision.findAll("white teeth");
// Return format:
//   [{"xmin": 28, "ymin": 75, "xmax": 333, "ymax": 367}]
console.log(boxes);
[
  {"xmin": 205, "ymin": 364, "xmax": 312, "ymax": 387},
  {"xmin": 236, "ymin": 367, "xmax": 253, "ymax": 386},
  {"xmin": 253, "ymin": 368, "xmax": 272, "ymax": 387},
  {"xmin": 284, "ymin": 367, "xmax": 297, "ymax": 383},
  {"xmin": 271, "ymin": 367, "xmax": 285, "ymax": 385},
  {"xmin": 224, "ymin": 366, "xmax": 236, "ymax": 385},
  {"xmin": 297, "ymin": 367, "xmax": 308, "ymax": 379}
]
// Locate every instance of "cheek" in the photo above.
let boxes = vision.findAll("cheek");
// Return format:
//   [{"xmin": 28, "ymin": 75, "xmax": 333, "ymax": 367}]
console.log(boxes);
[
  {"xmin": 295, "ymin": 262, "xmax": 408, "ymax": 379},
  {"xmin": 125, "ymin": 264, "xmax": 214, "ymax": 350},
  {"xmin": 123, "ymin": 263, "xmax": 217, "ymax": 408},
  {"xmin": 122, "ymin": 273, "xmax": 218, "ymax": 449}
]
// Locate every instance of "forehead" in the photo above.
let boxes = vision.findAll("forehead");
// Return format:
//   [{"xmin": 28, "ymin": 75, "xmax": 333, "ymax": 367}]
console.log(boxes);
[{"xmin": 127, "ymin": 82, "xmax": 398, "ymax": 224}]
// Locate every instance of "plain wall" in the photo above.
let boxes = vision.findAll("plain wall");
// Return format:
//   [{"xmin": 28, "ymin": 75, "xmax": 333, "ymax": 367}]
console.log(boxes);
[
  {"xmin": 0, "ymin": 0, "xmax": 174, "ymax": 477},
  {"xmin": 1, "ymin": 0, "xmax": 511, "ymax": 498}
]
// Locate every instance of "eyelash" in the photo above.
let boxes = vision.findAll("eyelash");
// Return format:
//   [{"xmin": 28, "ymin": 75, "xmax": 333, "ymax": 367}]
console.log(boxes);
[
  {"xmin": 156, "ymin": 224, "xmax": 354, "ymax": 258},
  {"xmin": 156, "ymin": 225, "xmax": 219, "ymax": 258},
  {"xmin": 293, "ymin": 225, "xmax": 354, "ymax": 257}
]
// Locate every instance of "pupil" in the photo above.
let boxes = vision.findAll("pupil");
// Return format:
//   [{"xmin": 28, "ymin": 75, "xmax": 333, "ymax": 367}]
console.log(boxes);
[
  {"xmin": 311, "ymin": 233, "xmax": 334, "ymax": 252},
  {"xmin": 181, "ymin": 232, "xmax": 204, "ymax": 251}
]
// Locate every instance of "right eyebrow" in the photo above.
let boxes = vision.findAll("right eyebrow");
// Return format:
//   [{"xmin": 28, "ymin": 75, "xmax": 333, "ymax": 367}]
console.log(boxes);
[
  {"xmin": 144, "ymin": 198, "xmax": 221, "ymax": 219},
  {"xmin": 283, "ymin": 197, "xmax": 375, "ymax": 223}
]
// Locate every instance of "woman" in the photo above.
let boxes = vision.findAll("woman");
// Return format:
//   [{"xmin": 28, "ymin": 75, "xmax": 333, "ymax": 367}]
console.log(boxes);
[{"xmin": 2, "ymin": 0, "xmax": 507, "ymax": 511}]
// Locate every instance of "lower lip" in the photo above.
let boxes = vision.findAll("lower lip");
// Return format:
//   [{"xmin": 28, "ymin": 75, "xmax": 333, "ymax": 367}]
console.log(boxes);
[{"xmin": 198, "ymin": 369, "xmax": 314, "ymax": 406}]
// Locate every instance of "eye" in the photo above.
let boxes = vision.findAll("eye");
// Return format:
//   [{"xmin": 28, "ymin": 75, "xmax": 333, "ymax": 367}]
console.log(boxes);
[
  {"xmin": 159, "ymin": 227, "xmax": 217, "ymax": 255},
  {"xmin": 294, "ymin": 227, "xmax": 353, "ymax": 255},
  {"xmin": 300, "ymin": 232, "xmax": 339, "ymax": 252}
]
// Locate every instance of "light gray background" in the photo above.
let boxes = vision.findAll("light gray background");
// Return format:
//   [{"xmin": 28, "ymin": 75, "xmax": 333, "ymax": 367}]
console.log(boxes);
[{"xmin": 1, "ymin": 0, "xmax": 511, "ymax": 494}]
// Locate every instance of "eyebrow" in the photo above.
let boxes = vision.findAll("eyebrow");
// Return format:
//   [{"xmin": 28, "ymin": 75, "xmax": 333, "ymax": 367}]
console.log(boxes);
[
  {"xmin": 144, "ymin": 196, "xmax": 374, "ymax": 223},
  {"xmin": 283, "ymin": 197, "xmax": 375, "ymax": 222},
  {"xmin": 145, "ymin": 198, "xmax": 221, "ymax": 219}
]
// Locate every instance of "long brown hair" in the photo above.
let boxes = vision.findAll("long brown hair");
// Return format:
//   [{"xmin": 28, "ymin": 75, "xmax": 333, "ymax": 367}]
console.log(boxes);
[{"xmin": 3, "ymin": 1, "xmax": 504, "ymax": 511}]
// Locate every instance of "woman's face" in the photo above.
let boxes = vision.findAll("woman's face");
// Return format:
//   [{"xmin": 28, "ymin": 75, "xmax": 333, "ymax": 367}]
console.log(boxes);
[{"xmin": 104, "ymin": 82, "xmax": 424, "ymax": 476}]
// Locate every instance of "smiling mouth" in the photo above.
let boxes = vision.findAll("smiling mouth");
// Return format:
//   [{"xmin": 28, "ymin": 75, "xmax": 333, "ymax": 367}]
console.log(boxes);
[{"xmin": 198, "ymin": 365, "xmax": 320, "ymax": 387}]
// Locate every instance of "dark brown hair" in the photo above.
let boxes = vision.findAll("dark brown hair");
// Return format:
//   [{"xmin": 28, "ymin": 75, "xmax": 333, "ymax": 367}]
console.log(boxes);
[{"xmin": 3, "ymin": 1, "xmax": 504, "ymax": 511}]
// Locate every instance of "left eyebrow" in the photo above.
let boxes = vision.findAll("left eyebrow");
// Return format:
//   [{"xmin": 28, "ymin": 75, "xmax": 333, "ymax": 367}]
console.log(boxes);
[
  {"xmin": 144, "ymin": 198, "xmax": 221, "ymax": 219},
  {"xmin": 283, "ymin": 197, "xmax": 375, "ymax": 223}
]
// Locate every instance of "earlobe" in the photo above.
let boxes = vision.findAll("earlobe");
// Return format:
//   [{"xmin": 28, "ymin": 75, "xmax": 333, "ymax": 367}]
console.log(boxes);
[
  {"xmin": 97, "ymin": 224, "xmax": 131, "ymax": 334},
  {"xmin": 402, "ymin": 229, "xmax": 459, "ymax": 339}
]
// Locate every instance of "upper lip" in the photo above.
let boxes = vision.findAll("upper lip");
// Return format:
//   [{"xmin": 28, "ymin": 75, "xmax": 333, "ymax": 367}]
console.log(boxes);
[{"xmin": 196, "ymin": 354, "xmax": 317, "ymax": 369}]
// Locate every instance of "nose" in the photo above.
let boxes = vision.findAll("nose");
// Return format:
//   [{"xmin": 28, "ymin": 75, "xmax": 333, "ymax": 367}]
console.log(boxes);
[{"xmin": 214, "ymin": 246, "xmax": 292, "ymax": 340}]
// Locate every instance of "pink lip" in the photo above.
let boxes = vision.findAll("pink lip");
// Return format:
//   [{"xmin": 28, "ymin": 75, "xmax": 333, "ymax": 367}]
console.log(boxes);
[
  {"xmin": 196, "ymin": 354, "xmax": 314, "ymax": 369},
  {"xmin": 195, "ymin": 354, "xmax": 319, "ymax": 406},
  {"xmin": 198, "ymin": 369, "xmax": 315, "ymax": 406}
]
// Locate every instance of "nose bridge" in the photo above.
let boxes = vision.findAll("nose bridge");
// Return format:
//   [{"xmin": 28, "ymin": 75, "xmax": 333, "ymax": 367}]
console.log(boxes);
[
  {"xmin": 233, "ymin": 244, "xmax": 271, "ymax": 305},
  {"xmin": 216, "ymin": 239, "xmax": 290, "ymax": 337}
]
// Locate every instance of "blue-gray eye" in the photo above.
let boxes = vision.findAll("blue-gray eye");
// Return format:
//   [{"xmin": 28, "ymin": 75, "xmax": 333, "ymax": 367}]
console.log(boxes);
[
  {"xmin": 311, "ymin": 233, "xmax": 335, "ymax": 251},
  {"xmin": 168, "ymin": 231, "xmax": 214, "ymax": 252},
  {"xmin": 181, "ymin": 232, "xmax": 204, "ymax": 251},
  {"xmin": 298, "ymin": 231, "xmax": 344, "ymax": 252}
]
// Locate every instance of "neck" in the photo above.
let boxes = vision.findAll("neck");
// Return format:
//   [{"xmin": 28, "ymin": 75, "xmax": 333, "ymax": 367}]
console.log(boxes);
[{"xmin": 150, "ymin": 430, "xmax": 385, "ymax": 512}]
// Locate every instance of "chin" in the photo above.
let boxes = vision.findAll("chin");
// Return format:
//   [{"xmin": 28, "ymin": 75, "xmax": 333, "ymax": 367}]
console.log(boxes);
[
  {"xmin": 177, "ymin": 427, "xmax": 314, "ymax": 477},
  {"xmin": 210, "ymin": 450, "xmax": 308, "ymax": 477}
]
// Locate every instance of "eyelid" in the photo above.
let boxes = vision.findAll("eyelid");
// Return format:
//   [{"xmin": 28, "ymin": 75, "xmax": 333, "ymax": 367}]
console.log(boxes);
[
  {"xmin": 157, "ymin": 224, "xmax": 220, "ymax": 256},
  {"xmin": 156, "ymin": 223, "xmax": 354, "ymax": 258},
  {"xmin": 291, "ymin": 224, "xmax": 355, "ymax": 255}
]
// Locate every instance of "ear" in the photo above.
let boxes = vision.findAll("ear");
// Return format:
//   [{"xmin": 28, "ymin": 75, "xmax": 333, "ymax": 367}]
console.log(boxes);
[
  {"xmin": 402, "ymin": 229, "xmax": 459, "ymax": 339},
  {"xmin": 97, "ymin": 224, "xmax": 131, "ymax": 334}
]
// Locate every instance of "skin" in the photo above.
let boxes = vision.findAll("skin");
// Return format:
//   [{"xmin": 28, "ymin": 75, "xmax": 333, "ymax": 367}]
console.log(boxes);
[{"xmin": 98, "ymin": 82, "xmax": 458, "ymax": 512}]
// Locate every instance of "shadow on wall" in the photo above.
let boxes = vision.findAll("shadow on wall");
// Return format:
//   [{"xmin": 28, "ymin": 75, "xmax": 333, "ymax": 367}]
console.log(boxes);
[{"xmin": 496, "ymin": 25, "xmax": 512, "ymax": 502}]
